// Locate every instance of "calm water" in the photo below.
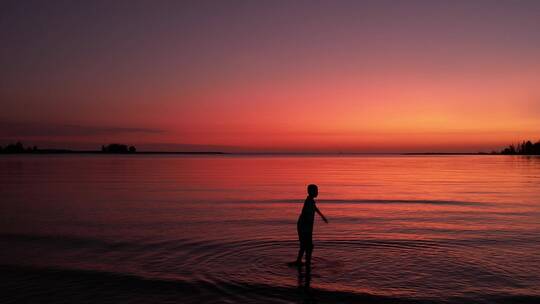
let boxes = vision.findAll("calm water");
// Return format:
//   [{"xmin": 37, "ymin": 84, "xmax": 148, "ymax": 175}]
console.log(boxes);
[{"xmin": 1, "ymin": 155, "xmax": 539, "ymax": 303}]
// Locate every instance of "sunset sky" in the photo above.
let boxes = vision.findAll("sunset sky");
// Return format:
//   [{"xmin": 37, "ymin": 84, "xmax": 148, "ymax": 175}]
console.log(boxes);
[{"xmin": 1, "ymin": 0, "xmax": 539, "ymax": 152}]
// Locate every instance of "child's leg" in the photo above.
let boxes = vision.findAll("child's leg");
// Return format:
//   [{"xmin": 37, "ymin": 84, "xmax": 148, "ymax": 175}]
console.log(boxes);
[
  {"xmin": 305, "ymin": 242, "xmax": 313, "ymax": 266},
  {"xmin": 296, "ymin": 243, "xmax": 305, "ymax": 263},
  {"xmin": 305, "ymin": 233, "xmax": 313, "ymax": 266},
  {"xmin": 296, "ymin": 224, "xmax": 305, "ymax": 263}
]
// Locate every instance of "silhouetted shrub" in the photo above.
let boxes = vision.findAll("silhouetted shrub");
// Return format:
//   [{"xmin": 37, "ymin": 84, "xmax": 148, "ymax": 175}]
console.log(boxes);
[
  {"xmin": 501, "ymin": 140, "xmax": 540, "ymax": 155},
  {"xmin": 0, "ymin": 142, "xmax": 42, "ymax": 153},
  {"xmin": 101, "ymin": 144, "xmax": 136, "ymax": 153},
  {"xmin": 3, "ymin": 142, "xmax": 26, "ymax": 153}
]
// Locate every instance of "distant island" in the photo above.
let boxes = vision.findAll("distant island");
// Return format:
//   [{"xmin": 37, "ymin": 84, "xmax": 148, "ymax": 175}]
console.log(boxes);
[{"xmin": 0, "ymin": 142, "xmax": 225, "ymax": 155}]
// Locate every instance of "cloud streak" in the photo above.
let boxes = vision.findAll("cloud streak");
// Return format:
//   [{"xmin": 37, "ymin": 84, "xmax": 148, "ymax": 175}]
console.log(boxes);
[{"xmin": 0, "ymin": 122, "xmax": 164, "ymax": 137}]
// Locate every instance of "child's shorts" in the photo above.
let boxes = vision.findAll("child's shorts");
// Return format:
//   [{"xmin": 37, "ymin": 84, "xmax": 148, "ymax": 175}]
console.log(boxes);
[{"xmin": 297, "ymin": 223, "xmax": 313, "ymax": 248}]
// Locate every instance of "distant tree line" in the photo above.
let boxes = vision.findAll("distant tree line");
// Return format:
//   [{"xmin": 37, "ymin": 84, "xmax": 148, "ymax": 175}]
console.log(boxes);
[
  {"xmin": 501, "ymin": 140, "xmax": 540, "ymax": 155},
  {"xmin": 0, "ymin": 142, "xmax": 137, "ymax": 154},
  {"xmin": 0, "ymin": 142, "xmax": 38, "ymax": 153}
]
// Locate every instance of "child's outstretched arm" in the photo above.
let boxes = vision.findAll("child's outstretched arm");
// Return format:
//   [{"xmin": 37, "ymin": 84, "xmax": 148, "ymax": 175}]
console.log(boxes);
[{"xmin": 315, "ymin": 206, "xmax": 328, "ymax": 223}]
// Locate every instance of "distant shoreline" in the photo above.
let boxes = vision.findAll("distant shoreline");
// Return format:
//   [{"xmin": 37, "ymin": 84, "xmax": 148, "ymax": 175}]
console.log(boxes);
[
  {"xmin": 0, "ymin": 151, "xmax": 507, "ymax": 156},
  {"xmin": 3, "ymin": 140, "xmax": 538, "ymax": 155},
  {"xmin": 3, "ymin": 142, "xmax": 539, "ymax": 156},
  {"xmin": 401, "ymin": 152, "xmax": 493, "ymax": 155},
  {"xmin": 0, "ymin": 150, "xmax": 227, "ymax": 155}
]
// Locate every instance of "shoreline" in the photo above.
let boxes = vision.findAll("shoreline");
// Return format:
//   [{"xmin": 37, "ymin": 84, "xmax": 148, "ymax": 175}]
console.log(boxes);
[
  {"xmin": 3, "ymin": 149, "xmax": 540, "ymax": 156},
  {"xmin": 0, "ymin": 151, "xmax": 517, "ymax": 156}
]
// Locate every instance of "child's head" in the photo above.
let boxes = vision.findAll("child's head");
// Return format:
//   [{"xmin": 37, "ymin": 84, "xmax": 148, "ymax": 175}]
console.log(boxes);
[{"xmin": 307, "ymin": 184, "xmax": 318, "ymax": 198}]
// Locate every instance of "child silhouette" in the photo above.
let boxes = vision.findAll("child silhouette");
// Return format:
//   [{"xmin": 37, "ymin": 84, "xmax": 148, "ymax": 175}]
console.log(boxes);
[{"xmin": 294, "ymin": 184, "xmax": 328, "ymax": 268}]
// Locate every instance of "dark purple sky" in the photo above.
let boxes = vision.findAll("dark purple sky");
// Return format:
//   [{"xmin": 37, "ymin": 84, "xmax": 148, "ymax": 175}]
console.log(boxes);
[{"xmin": 2, "ymin": 0, "xmax": 540, "ymax": 152}]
